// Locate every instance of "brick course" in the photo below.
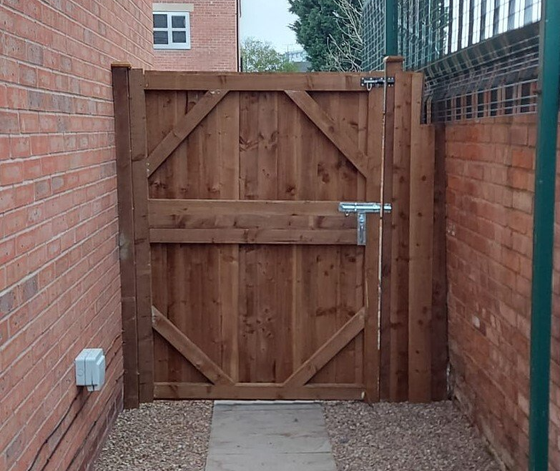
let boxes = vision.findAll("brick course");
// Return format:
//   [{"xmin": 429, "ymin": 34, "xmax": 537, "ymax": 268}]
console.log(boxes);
[
  {"xmin": 445, "ymin": 115, "xmax": 560, "ymax": 470},
  {"xmin": 0, "ymin": 1, "xmax": 153, "ymax": 470}
]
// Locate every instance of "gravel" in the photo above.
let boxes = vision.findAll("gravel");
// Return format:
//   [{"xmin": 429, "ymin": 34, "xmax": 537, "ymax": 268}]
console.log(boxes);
[
  {"xmin": 93, "ymin": 399, "xmax": 500, "ymax": 471},
  {"xmin": 323, "ymin": 401, "xmax": 501, "ymax": 471},
  {"xmin": 94, "ymin": 400, "xmax": 213, "ymax": 471}
]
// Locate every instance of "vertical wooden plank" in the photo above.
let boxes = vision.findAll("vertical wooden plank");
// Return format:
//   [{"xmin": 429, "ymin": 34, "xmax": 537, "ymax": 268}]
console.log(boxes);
[
  {"xmin": 199, "ymin": 106, "xmax": 222, "ymax": 373},
  {"xmin": 287, "ymin": 94, "xmax": 306, "ymax": 378},
  {"xmin": 277, "ymin": 93, "xmax": 299, "ymax": 380},
  {"xmin": 168, "ymin": 241, "xmax": 186, "ymax": 382},
  {"xmin": 111, "ymin": 64, "xmax": 139, "ymax": 409},
  {"xmin": 337, "ymin": 91, "xmax": 364, "ymax": 385},
  {"xmin": 431, "ymin": 124, "xmax": 449, "ymax": 400},
  {"xmin": 408, "ymin": 73, "xmax": 435, "ymax": 403},
  {"xmin": 240, "ymin": 92, "xmax": 260, "ymax": 200},
  {"xmin": 129, "ymin": 69, "xmax": 154, "ymax": 403},
  {"xmin": 364, "ymin": 85, "xmax": 385, "ymax": 402},
  {"xmin": 255, "ymin": 92, "xmax": 279, "ymax": 382},
  {"xmin": 186, "ymin": 91, "xmax": 204, "ymax": 199},
  {"xmin": 218, "ymin": 92, "xmax": 240, "ymax": 382},
  {"xmin": 390, "ymin": 68, "xmax": 412, "ymax": 402},
  {"xmin": 185, "ymin": 93, "xmax": 212, "ymax": 385},
  {"xmin": 151, "ymin": 245, "xmax": 168, "ymax": 383},
  {"xmin": 165, "ymin": 91, "xmax": 189, "ymax": 383},
  {"xmin": 146, "ymin": 91, "xmax": 168, "ymax": 387},
  {"xmin": 379, "ymin": 57, "xmax": 402, "ymax": 401},
  {"xmin": 311, "ymin": 92, "xmax": 341, "ymax": 385},
  {"xmin": 353, "ymin": 92, "xmax": 368, "ymax": 385},
  {"xmin": 296, "ymin": 110, "xmax": 318, "ymax": 378},
  {"xmin": 238, "ymin": 91, "xmax": 259, "ymax": 382},
  {"xmin": 274, "ymin": 247, "xmax": 294, "ymax": 382}
]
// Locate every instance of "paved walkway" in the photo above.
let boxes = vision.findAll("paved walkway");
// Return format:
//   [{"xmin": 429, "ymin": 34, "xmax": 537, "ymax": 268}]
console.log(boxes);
[{"xmin": 205, "ymin": 401, "xmax": 337, "ymax": 471}]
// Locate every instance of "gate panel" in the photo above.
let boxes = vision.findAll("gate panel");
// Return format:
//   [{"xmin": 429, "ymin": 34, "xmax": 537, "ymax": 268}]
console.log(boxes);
[
  {"xmin": 143, "ymin": 78, "xmax": 375, "ymax": 400},
  {"xmin": 112, "ymin": 65, "xmax": 442, "ymax": 406}
]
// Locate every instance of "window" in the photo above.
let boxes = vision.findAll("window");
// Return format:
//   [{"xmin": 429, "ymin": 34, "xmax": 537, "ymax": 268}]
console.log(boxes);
[{"xmin": 153, "ymin": 11, "xmax": 191, "ymax": 50}]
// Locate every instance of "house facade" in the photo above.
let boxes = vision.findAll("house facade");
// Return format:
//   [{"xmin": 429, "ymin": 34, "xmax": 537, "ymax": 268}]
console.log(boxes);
[
  {"xmin": 0, "ymin": 1, "xmax": 237, "ymax": 470},
  {"xmin": 153, "ymin": 0, "xmax": 239, "ymax": 71}
]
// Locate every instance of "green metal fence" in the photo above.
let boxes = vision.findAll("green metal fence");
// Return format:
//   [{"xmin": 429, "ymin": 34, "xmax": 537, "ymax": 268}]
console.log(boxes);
[
  {"xmin": 363, "ymin": 0, "xmax": 448, "ymax": 71},
  {"xmin": 363, "ymin": 0, "xmax": 542, "ymax": 122}
]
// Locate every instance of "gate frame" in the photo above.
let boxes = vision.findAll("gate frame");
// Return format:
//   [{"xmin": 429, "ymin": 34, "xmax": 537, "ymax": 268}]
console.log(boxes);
[{"xmin": 111, "ymin": 59, "xmax": 447, "ymax": 409}]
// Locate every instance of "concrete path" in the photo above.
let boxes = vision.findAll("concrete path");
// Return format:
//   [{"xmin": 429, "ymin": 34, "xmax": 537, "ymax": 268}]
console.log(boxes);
[{"xmin": 205, "ymin": 401, "xmax": 337, "ymax": 471}]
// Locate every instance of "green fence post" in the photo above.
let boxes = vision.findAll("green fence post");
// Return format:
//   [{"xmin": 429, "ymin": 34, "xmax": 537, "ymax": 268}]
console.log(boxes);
[
  {"xmin": 529, "ymin": 0, "xmax": 560, "ymax": 470},
  {"xmin": 385, "ymin": 0, "xmax": 398, "ymax": 56}
]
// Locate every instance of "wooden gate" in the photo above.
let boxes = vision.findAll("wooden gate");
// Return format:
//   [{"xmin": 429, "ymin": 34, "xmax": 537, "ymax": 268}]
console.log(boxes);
[{"xmin": 112, "ymin": 59, "xmax": 446, "ymax": 408}]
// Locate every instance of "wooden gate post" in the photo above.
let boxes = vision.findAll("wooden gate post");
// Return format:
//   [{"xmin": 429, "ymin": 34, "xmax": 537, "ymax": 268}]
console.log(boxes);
[
  {"xmin": 129, "ymin": 69, "xmax": 155, "ymax": 403},
  {"xmin": 431, "ymin": 124, "xmax": 449, "ymax": 401},
  {"xmin": 112, "ymin": 64, "xmax": 139, "ymax": 409},
  {"xmin": 112, "ymin": 65, "xmax": 154, "ymax": 406},
  {"xmin": 408, "ymin": 74, "xmax": 435, "ymax": 403},
  {"xmin": 379, "ymin": 56, "xmax": 405, "ymax": 402},
  {"xmin": 364, "ymin": 73, "xmax": 386, "ymax": 403},
  {"xmin": 379, "ymin": 58, "xmax": 440, "ymax": 403}
]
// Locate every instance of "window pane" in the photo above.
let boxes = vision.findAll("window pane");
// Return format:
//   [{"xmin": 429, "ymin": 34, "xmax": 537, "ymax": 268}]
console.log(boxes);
[
  {"xmin": 172, "ymin": 15, "xmax": 186, "ymax": 28},
  {"xmin": 154, "ymin": 31, "xmax": 169, "ymax": 44},
  {"xmin": 153, "ymin": 14, "xmax": 167, "ymax": 28},
  {"xmin": 172, "ymin": 31, "xmax": 187, "ymax": 43}
]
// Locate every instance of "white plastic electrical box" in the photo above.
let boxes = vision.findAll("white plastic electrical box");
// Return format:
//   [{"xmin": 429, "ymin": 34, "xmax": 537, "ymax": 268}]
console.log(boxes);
[{"xmin": 75, "ymin": 348, "xmax": 105, "ymax": 392}]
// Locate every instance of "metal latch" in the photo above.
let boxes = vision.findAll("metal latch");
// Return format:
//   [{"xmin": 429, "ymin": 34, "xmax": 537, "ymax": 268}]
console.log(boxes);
[
  {"xmin": 360, "ymin": 76, "xmax": 396, "ymax": 91},
  {"xmin": 339, "ymin": 202, "xmax": 392, "ymax": 246}
]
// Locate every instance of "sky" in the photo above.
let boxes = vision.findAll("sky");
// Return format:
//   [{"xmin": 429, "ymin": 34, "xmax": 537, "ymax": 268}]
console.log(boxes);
[{"xmin": 240, "ymin": 0, "xmax": 299, "ymax": 53}]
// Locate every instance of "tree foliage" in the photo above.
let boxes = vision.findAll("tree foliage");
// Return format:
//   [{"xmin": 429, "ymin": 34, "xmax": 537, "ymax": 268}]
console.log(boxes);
[
  {"xmin": 288, "ymin": 0, "xmax": 363, "ymax": 71},
  {"xmin": 241, "ymin": 38, "xmax": 298, "ymax": 73},
  {"xmin": 324, "ymin": 0, "xmax": 363, "ymax": 71}
]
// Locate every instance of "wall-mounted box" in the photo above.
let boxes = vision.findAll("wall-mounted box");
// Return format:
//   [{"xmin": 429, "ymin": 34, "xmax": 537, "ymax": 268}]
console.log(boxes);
[{"xmin": 75, "ymin": 348, "xmax": 105, "ymax": 392}]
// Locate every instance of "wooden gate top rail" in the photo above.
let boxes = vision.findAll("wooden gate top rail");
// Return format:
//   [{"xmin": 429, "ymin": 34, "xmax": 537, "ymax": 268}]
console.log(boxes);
[{"xmin": 143, "ymin": 71, "xmax": 384, "ymax": 91}]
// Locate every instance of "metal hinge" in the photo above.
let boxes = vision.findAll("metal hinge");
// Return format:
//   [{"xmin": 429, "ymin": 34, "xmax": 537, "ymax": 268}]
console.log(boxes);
[
  {"xmin": 360, "ymin": 76, "xmax": 395, "ymax": 91},
  {"xmin": 339, "ymin": 202, "xmax": 392, "ymax": 246}
]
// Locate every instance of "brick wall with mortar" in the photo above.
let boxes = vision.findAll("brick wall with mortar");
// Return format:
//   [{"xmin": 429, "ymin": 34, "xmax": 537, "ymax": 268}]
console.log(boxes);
[
  {"xmin": 152, "ymin": 0, "xmax": 238, "ymax": 71},
  {"xmin": 0, "ymin": 1, "xmax": 153, "ymax": 470},
  {"xmin": 445, "ymin": 115, "xmax": 560, "ymax": 470}
]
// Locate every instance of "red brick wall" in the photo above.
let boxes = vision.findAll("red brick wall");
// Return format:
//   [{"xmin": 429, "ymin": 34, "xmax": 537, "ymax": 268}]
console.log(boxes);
[
  {"xmin": 445, "ymin": 115, "xmax": 560, "ymax": 470},
  {"xmin": 152, "ymin": 0, "xmax": 238, "ymax": 71},
  {"xmin": 0, "ymin": 1, "xmax": 153, "ymax": 470}
]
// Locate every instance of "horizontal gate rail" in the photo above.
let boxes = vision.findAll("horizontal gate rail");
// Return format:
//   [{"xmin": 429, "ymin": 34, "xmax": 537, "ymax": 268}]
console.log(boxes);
[
  {"xmin": 154, "ymin": 383, "xmax": 366, "ymax": 401},
  {"xmin": 149, "ymin": 199, "xmax": 358, "ymax": 245},
  {"xmin": 150, "ymin": 229, "xmax": 356, "ymax": 245},
  {"xmin": 149, "ymin": 199, "xmax": 350, "ymax": 217},
  {"xmin": 144, "ymin": 71, "xmax": 385, "ymax": 91}
]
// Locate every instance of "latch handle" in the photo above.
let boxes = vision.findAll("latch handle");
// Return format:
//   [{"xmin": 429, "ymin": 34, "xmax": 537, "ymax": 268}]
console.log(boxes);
[{"xmin": 338, "ymin": 202, "xmax": 392, "ymax": 246}]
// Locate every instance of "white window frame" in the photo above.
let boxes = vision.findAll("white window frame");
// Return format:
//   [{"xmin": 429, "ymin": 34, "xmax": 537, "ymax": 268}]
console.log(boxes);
[{"xmin": 153, "ymin": 11, "xmax": 191, "ymax": 50}]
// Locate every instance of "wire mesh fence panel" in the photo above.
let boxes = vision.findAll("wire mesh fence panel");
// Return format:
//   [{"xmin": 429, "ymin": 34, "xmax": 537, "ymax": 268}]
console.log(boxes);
[
  {"xmin": 363, "ymin": 0, "xmax": 385, "ymax": 70},
  {"xmin": 363, "ymin": 0, "xmax": 542, "ymax": 122}
]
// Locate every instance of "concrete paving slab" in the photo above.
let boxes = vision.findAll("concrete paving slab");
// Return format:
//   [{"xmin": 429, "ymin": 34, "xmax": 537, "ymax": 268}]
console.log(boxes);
[
  {"xmin": 205, "ymin": 452, "xmax": 337, "ymax": 471},
  {"xmin": 205, "ymin": 402, "xmax": 337, "ymax": 471}
]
